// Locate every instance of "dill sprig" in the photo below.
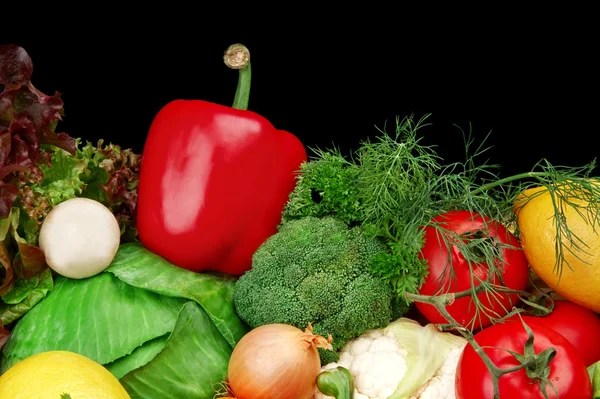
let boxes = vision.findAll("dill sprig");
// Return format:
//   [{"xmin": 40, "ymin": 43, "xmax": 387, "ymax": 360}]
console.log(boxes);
[{"xmin": 282, "ymin": 113, "xmax": 599, "ymax": 325}]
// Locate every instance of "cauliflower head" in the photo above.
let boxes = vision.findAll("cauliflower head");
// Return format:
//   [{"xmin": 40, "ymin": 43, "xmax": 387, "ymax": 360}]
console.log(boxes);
[{"xmin": 314, "ymin": 318, "xmax": 468, "ymax": 399}]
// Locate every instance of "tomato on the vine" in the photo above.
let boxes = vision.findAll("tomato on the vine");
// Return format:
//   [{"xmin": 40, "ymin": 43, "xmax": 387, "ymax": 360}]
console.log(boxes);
[
  {"xmin": 455, "ymin": 321, "xmax": 592, "ymax": 398},
  {"xmin": 506, "ymin": 299, "xmax": 600, "ymax": 367},
  {"xmin": 416, "ymin": 210, "xmax": 530, "ymax": 330}
]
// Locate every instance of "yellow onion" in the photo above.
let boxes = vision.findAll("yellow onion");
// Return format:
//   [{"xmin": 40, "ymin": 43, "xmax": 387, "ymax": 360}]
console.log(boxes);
[{"xmin": 228, "ymin": 322, "xmax": 333, "ymax": 399}]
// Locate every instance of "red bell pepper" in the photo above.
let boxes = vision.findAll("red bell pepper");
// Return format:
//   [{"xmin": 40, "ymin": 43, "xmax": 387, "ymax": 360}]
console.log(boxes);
[{"xmin": 137, "ymin": 44, "xmax": 307, "ymax": 276}]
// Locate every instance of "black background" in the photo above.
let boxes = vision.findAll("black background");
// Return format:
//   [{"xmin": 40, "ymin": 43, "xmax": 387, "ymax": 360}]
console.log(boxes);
[{"xmin": 2, "ymin": 15, "xmax": 597, "ymax": 179}]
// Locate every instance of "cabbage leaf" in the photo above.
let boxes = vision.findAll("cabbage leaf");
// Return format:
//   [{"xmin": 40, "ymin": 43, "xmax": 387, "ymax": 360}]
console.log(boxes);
[
  {"xmin": 0, "ymin": 272, "xmax": 186, "ymax": 370},
  {"xmin": 120, "ymin": 302, "xmax": 232, "ymax": 398},
  {"xmin": 105, "ymin": 242, "xmax": 247, "ymax": 346}
]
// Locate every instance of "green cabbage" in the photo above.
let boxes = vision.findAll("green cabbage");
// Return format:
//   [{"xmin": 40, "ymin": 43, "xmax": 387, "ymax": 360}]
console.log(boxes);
[{"xmin": 0, "ymin": 243, "xmax": 249, "ymax": 398}]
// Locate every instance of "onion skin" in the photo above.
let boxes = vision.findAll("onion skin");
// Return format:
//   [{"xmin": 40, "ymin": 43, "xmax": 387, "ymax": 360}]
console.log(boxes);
[{"xmin": 228, "ymin": 323, "xmax": 333, "ymax": 399}]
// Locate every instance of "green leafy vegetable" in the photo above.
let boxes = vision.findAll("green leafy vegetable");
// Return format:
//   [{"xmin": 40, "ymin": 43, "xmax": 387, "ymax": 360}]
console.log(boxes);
[
  {"xmin": 0, "ymin": 267, "xmax": 52, "ymax": 326},
  {"xmin": 1, "ymin": 272, "xmax": 187, "ymax": 369},
  {"xmin": 590, "ymin": 361, "xmax": 600, "ymax": 399},
  {"xmin": 1, "ymin": 243, "xmax": 248, "ymax": 398},
  {"xmin": 18, "ymin": 141, "xmax": 141, "ymax": 246},
  {"xmin": 105, "ymin": 334, "xmax": 169, "ymax": 379},
  {"xmin": 106, "ymin": 243, "xmax": 248, "ymax": 346},
  {"xmin": 1, "ymin": 208, "xmax": 47, "ymax": 294},
  {"xmin": 120, "ymin": 302, "xmax": 233, "ymax": 399}
]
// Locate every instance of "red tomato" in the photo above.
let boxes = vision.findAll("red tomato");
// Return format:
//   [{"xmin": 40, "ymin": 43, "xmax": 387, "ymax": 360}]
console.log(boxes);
[
  {"xmin": 505, "ymin": 299, "xmax": 600, "ymax": 367},
  {"xmin": 416, "ymin": 210, "xmax": 530, "ymax": 330},
  {"xmin": 455, "ymin": 321, "xmax": 592, "ymax": 399}
]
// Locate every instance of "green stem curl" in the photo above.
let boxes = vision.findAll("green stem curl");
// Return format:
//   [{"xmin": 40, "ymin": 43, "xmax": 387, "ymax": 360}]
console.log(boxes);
[{"xmin": 224, "ymin": 43, "xmax": 252, "ymax": 110}]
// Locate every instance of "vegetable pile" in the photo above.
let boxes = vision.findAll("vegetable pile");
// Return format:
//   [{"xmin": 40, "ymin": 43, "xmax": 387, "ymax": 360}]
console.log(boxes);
[
  {"xmin": 0, "ymin": 44, "xmax": 139, "ymax": 341},
  {"xmin": 1, "ymin": 244, "xmax": 247, "ymax": 397},
  {"xmin": 1, "ymin": 42, "xmax": 600, "ymax": 399}
]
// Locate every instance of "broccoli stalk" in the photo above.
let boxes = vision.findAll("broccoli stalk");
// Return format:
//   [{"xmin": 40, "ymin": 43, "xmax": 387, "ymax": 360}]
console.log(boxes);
[{"xmin": 234, "ymin": 216, "xmax": 404, "ymax": 363}]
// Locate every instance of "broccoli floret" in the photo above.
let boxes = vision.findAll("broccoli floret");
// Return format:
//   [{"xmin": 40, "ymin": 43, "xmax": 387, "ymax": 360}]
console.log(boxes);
[{"xmin": 234, "ymin": 216, "xmax": 400, "ymax": 363}]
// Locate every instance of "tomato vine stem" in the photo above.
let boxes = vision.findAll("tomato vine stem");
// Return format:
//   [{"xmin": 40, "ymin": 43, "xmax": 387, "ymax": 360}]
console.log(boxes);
[{"xmin": 406, "ymin": 288, "xmax": 556, "ymax": 399}]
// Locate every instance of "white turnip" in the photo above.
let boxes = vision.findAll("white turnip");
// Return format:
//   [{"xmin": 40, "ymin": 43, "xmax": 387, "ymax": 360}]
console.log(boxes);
[{"xmin": 39, "ymin": 198, "xmax": 121, "ymax": 279}]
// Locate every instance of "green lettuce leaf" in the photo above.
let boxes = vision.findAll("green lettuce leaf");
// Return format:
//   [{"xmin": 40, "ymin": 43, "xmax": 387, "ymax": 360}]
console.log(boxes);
[
  {"xmin": 17, "ymin": 147, "xmax": 87, "ymax": 246},
  {"xmin": 36, "ymin": 147, "xmax": 88, "ymax": 205},
  {"xmin": 77, "ymin": 140, "xmax": 140, "ymax": 242},
  {"xmin": 18, "ymin": 141, "xmax": 140, "ymax": 246},
  {"xmin": 120, "ymin": 302, "xmax": 232, "ymax": 399},
  {"xmin": 106, "ymin": 243, "xmax": 248, "ymax": 346},
  {"xmin": 0, "ymin": 267, "xmax": 53, "ymax": 326}
]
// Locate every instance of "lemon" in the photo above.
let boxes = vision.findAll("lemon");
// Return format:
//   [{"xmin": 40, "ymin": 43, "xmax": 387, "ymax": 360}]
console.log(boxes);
[
  {"xmin": 515, "ymin": 184, "xmax": 600, "ymax": 313},
  {"xmin": 0, "ymin": 350, "xmax": 131, "ymax": 399}
]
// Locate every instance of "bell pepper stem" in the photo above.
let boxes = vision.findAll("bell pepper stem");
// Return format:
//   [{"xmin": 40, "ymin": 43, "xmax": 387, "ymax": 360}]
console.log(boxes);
[{"xmin": 224, "ymin": 43, "xmax": 251, "ymax": 111}]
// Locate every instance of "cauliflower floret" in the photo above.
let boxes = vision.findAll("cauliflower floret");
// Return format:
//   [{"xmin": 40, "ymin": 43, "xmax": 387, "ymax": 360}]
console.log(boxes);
[
  {"xmin": 408, "ymin": 345, "xmax": 467, "ymax": 399},
  {"xmin": 314, "ymin": 328, "xmax": 409, "ymax": 399}
]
